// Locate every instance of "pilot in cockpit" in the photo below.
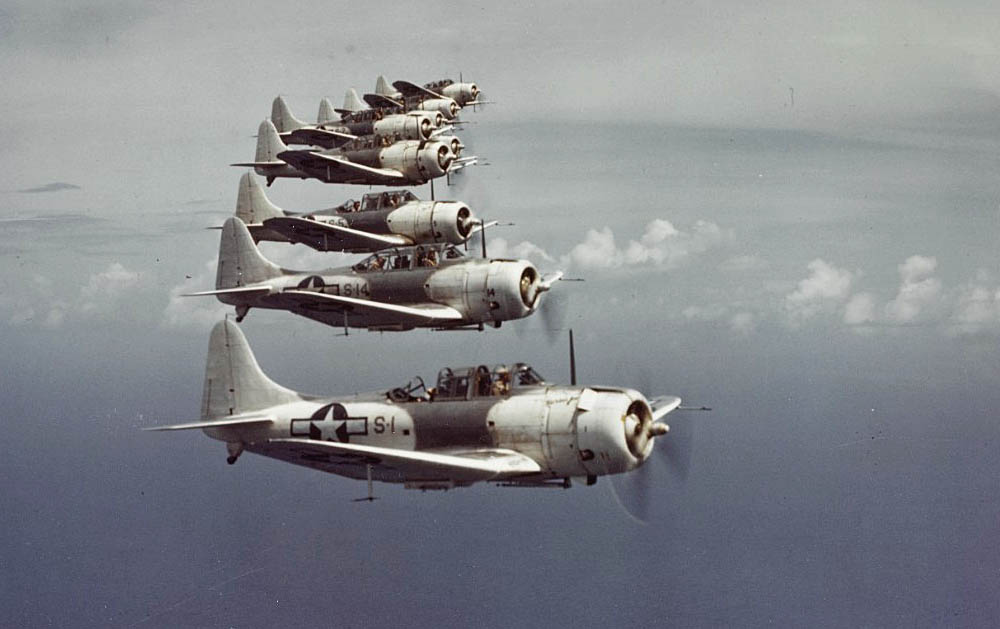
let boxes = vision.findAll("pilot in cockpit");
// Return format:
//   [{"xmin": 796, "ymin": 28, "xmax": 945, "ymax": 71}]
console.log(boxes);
[{"xmin": 491, "ymin": 367, "xmax": 511, "ymax": 396}]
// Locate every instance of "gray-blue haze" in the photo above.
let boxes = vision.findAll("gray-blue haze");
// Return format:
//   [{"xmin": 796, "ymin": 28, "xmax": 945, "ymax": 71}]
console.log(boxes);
[{"xmin": 1, "ymin": 120, "xmax": 998, "ymax": 627}]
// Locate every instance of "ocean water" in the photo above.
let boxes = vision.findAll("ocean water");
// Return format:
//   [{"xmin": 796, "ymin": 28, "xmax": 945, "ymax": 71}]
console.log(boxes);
[{"xmin": 1, "ymin": 121, "xmax": 998, "ymax": 627}]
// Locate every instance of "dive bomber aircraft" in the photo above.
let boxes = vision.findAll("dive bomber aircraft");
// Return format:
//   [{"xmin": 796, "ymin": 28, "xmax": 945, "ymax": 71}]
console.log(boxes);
[
  {"xmin": 269, "ymin": 96, "xmax": 450, "ymax": 149},
  {"xmin": 187, "ymin": 217, "xmax": 560, "ymax": 331},
  {"xmin": 147, "ymin": 319, "xmax": 683, "ymax": 495},
  {"xmin": 231, "ymin": 172, "xmax": 490, "ymax": 252},
  {"xmin": 233, "ymin": 119, "xmax": 473, "ymax": 187}
]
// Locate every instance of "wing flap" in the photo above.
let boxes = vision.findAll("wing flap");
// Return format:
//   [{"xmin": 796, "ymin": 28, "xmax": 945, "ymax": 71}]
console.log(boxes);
[{"xmin": 265, "ymin": 438, "xmax": 541, "ymax": 481}]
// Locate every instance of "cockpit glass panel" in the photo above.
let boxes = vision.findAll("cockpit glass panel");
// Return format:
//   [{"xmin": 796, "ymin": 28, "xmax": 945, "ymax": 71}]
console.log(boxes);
[{"xmin": 513, "ymin": 363, "xmax": 545, "ymax": 386}]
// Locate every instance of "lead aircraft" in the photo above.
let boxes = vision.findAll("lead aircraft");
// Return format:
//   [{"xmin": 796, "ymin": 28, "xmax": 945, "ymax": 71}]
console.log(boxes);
[{"xmin": 146, "ymin": 320, "xmax": 684, "ymax": 495}]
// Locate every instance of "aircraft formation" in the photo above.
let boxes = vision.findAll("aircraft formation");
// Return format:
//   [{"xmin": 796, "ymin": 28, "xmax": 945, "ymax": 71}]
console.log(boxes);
[{"xmin": 151, "ymin": 75, "xmax": 700, "ymax": 510}]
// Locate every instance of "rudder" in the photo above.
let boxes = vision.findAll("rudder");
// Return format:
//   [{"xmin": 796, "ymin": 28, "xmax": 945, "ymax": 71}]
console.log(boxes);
[
  {"xmin": 201, "ymin": 319, "xmax": 302, "ymax": 419},
  {"xmin": 341, "ymin": 88, "xmax": 365, "ymax": 114},
  {"xmin": 317, "ymin": 98, "xmax": 337, "ymax": 123},
  {"xmin": 254, "ymin": 119, "xmax": 289, "ymax": 164},
  {"xmin": 235, "ymin": 172, "xmax": 285, "ymax": 226},
  {"xmin": 271, "ymin": 96, "xmax": 307, "ymax": 133},
  {"xmin": 215, "ymin": 217, "xmax": 283, "ymax": 290}
]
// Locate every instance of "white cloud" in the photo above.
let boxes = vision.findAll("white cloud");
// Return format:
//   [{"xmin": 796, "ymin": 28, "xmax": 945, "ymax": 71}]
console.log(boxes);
[
  {"xmin": 785, "ymin": 259, "xmax": 854, "ymax": 323},
  {"xmin": 844, "ymin": 292, "xmax": 877, "ymax": 326},
  {"xmin": 79, "ymin": 262, "xmax": 141, "ymax": 314},
  {"xmin": 884, "ymin": 255, "xmax": 943, "ymax": 324},
  {"xmin": 162, "ymin": 258, "xmax": 229, "ymax": 329},
  {"xmin": 948, "ymin": 269, "xmax": 1000, "ymax": 335},
  {"xmin": 488, "ymin": 238, "xmax": 554, "ymax": 263},
  {"xmin": 561, "ymin": 219, "xmax": 725, "ymax": 270}
]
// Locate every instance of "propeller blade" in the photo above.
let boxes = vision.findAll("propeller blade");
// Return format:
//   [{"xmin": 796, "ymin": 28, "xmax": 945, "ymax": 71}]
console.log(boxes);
[
  {"xmin": 656, "ymin": 414, "xmax": 695, "ymax": 480},
  {"xmin": 538, "ymin": 288, "xmax": 568, "ymax": 344}
]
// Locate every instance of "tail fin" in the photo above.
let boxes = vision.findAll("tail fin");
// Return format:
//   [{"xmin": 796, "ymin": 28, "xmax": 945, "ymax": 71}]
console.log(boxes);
[
  {"xmin": 375, "ymin": 75, "xmax": 396, "ymax": 97},
  {"xmin": 235, "ymin": 172, "xmax": 285, "ymax": 226},
  {"xmin": 317, "ymin": 98, "xmax": 337, "ymax": 123},
  {"xmin": 215, "ymin": 217, "xmax": 283, "ymax": 290},
  {"xmin": 270, "ymin": 96, "xmax": 307, "ymax": 133},
  {"xmin": 341, "ymin": 88, "xmax": 365, "ymax": 114},
  {"xmin": 255, "ymin": 119, "xmax": 289, "ymax": 163},
  {"xmin": 201, "ymin": 319, "xmax": 301, "ymax": 419}
]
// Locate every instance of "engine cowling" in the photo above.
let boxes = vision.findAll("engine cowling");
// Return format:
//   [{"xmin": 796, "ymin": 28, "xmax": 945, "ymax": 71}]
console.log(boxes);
[
  {"xmin": 574, "ymin": 390, "xmax": 654, "ymax": 475},
  {"xmin": 417, "ymin": 97, "xmax": 460, "ymax": 120},
  {"xmin": 385, "ymin": 201, "xmax": 475, "ymax": 245},
  {"xmin": 441, "ymin": 82, "xmax": 479, "ymax": 106},
  {"xmin": 484, "ymin": 260, "xmax": 543, "ymax": 323},
  {"xmin": 378, "ymin": 140, "xmax": 452, "ymax": 182},
  {"xmin": 373, "ymin": 112, "xmax": 435, "ymax": 141}
]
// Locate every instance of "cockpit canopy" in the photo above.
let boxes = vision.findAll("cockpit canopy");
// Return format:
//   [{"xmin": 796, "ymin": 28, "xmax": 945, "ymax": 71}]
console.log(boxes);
[
  {"xmin": 433, "ymin": 363, "xmax": 546, "ymax": 400},
  {"xmin": 353, "ymin": 243, "xmax": 464, "ymax": 272},
  {"xmin": 335, "ymin": 190, "xmax": 419, "ymax": 215}
]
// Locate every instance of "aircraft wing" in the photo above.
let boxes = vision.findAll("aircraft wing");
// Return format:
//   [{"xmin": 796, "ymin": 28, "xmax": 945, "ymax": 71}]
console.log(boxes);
[
  {"xmin": 392, "ymin": 80, "xmax": 443, "ymax": 100},
  {"xmin": 277, "ymin": 150, "xmax": 407, "ymax": 185},
  {"xmin": 275, "ymin": 289, "xmax": 465, "ymax": 322},
  {"xmin": 363, "ymin": 93, "xmax": 403, "ymax": 109},
  {"xmin": 262, "ymin": 216, "xmax": 411, "ymax": 252},
  {"xmin": 285, "ymin": 127, "xmax": 357, "ymax": 149},
  {"xmin": 649, "ymin": 396, "xmax": 682, "ymax": 422},
  {"xmin": 262, "ymin": 438, "xmax": 541, "ymax": 482}
]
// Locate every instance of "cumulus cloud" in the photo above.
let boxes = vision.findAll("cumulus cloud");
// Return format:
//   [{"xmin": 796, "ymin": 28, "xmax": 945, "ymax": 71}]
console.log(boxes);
[
  {"xmin": 562, "ymin": 219, "xmax": 725, "ymax": 270},
  {"xmin": 162, "ymin": 258, "xmax": 228, "ymax": 330},
  {"xmin": 5, "ymin": 263, "xmax": 144, "ymax": 328},
  {"xmin": 784, "ymin": 259, "xmax": 854, "ymax": 323},
  {"xmin": 843, "ymin": 292, "xmax": 877, "ymax": 326},
  {"xmin": 948, "ymin": 269, "xmax": 1000, "ymax": 335},
  {"xmin": 488, "ymin": 238, "xmax": 554, "ymax": 263},
  {"xmin": 884, "ymin": 255, "xmax": 943, "ymax": 324},
  {"xmin": 79, "ymin": 262, "xmax": 141, "ymax": 314}
]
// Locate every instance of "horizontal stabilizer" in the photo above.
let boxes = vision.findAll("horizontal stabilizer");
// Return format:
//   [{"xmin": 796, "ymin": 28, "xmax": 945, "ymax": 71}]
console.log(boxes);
[
  {"xmin": 143, "ymin": 415, "xmax": 274, "ymax": 432},
  {"xmin": 183, "ymin": 285, "xmax": 273, "ymax": 298},
  {"xmin": 230, "ymin": 161, "xmax": 286, "ymax": 168}
]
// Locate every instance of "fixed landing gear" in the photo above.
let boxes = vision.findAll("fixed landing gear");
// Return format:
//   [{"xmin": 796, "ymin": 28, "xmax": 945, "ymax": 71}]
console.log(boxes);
[
  {"xmin": 235, "ymin": 305, "xmax": 250, "ymax": 323},
  {"xmin": 226, "ymin": 442, "xmax": 244, "ymax": 465}
]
